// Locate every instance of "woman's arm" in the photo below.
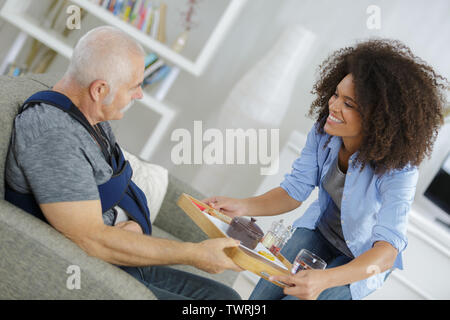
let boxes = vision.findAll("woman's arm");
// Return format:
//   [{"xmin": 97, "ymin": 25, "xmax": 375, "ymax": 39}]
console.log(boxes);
[
  {"xmin": 203, "ymin": 187, "xmax": 302, "ymax": 218},
  {"xmin": 270, "ymin": 241, "xmax": 397, "ymax": 300},
  {"xmin": 246, "ymin": 187, "xmax": 302, "ymax": 216},
  {"xmin": 323, "ymin": 241, "xmax": 397, "ymax": 288}
]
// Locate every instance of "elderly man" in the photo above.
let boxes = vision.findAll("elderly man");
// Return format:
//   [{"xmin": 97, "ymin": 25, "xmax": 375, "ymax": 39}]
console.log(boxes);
[{"xmin": 4, "ymin": 26, "xmax": 242, "ymax": 300}]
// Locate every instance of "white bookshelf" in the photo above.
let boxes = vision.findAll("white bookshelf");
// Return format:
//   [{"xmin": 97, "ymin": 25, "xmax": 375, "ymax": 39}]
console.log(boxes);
[
  {"xmin": 71, "ymin": 0, "xmax": 248, "ymax": 76},
  {"xmin": 0, "ymin": 0, "xmax": 248, "ymax": 160}
]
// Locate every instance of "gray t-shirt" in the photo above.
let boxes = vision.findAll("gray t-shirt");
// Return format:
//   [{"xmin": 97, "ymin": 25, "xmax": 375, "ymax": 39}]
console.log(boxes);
[
  {"xmin": 317, "ymin": 157, "xmax": 354, "ymax": 258},
  {"xmin": 5, "ymin": 102, "xmax": 121, "ymax": 226}
]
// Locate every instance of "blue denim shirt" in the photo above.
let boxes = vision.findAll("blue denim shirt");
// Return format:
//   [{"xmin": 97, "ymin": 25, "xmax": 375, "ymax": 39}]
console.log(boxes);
[{"xmin": 280, "ymin": 124, "xmax": 418, "ymax": 300}]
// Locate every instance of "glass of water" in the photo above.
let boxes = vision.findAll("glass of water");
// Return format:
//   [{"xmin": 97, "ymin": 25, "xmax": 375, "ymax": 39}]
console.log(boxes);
[{"xmin": 291, "ymin": 249, "xmax": 327, "ymax": 274}]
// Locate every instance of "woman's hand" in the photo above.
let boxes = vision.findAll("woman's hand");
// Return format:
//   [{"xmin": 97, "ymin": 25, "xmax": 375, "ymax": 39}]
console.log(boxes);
[
  {"xmin": 202, "ymin": 196, "xmax": 250, "ymax": 218},
  {"xmin": 270, "ymin": 269, "xmax": 329, "ymax": 300}
]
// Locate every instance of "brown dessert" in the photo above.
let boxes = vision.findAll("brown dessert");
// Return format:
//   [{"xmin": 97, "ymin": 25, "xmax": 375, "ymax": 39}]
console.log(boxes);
[{"xmin": 226, "ymin": 217, "xmax": 264, "ymax": 250}]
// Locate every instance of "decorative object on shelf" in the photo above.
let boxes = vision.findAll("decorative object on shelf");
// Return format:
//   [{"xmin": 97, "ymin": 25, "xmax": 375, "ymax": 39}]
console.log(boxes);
[
  {"xmin": 171, "ymin": 29, "xmax": 189, "ymax": 54},
  {"xmin": 172, "ymin": 0, "xmax": 201, "ymax": 55},
  {"xmin": 180, "ymin": 0, "xmax": 200, "ymax": 32},
  {"xmin": 192, "ymin": 24, "xmax": 317, "ymax": 197},
  {"xmin": 223, "ymin": 24, "xmax": 317, "ymax": 128}
]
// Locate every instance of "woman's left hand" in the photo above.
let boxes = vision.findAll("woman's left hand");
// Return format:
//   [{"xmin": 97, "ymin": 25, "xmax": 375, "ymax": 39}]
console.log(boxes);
[{"xmin": 270, "ymin": 269, "xmax": 329, "ymax": 300}]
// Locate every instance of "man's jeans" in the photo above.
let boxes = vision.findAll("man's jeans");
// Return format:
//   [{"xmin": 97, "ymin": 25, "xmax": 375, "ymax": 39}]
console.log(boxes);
[
  {"xmin": 121, "ymin": 265, "xmax": 241, "ymax": 300},
  {"xmin": 250, "ymin": 227, "xmax": 353, "ymax": 300}
]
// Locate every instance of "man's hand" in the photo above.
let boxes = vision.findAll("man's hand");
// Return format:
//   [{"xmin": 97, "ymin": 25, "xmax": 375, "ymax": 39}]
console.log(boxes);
[
  {"xmin": 190, "ymin": 238, "xmax": 244, "ymax": 274},
  {"xmin": 270, "ymin": 269, "xmax": 329, "ymax": 300},
  {"xmin": 202, "ymin": 196, "xmax": 249, "ymax": 218}
]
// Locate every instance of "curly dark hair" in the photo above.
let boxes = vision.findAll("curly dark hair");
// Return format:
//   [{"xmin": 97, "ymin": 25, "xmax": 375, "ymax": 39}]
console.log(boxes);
[{"xmin": 309, "ymin": 38, "xmax": 449, "ymax": 175}]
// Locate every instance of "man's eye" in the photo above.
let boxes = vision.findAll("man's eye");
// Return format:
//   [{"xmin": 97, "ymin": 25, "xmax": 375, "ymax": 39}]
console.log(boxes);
[{"xmin": 344, "ymin": 103, "xmax": 354, "ymax": 108}]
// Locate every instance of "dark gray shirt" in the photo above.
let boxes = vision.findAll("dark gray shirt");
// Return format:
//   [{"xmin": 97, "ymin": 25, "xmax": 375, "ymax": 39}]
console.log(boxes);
[
  {"xmin": 5, "ymin": 102, "xmax": 119, "ymax": 226},
  {"xmin": 317, "ymin": 157, "xmax": 354, "ymax": 258}
]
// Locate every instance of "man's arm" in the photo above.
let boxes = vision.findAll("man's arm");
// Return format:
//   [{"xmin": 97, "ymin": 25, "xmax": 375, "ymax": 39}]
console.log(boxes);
[{"xmin": 40, "ymin": 200, "xmax": 242, "ymax": 273}]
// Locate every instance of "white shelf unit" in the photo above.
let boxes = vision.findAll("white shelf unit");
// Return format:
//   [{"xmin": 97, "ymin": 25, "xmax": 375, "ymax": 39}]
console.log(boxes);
[
  {"xmin": 0, "ymin": 0, "xmax": 248, "ymax": 160},
  {"xmin": 71, "ymin": 0, "xmax": 248, "ymax": 76}
]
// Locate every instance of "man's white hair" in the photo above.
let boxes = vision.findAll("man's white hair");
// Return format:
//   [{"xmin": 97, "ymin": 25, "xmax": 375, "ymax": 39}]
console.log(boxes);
[{"xmin": 65, "ymin": 26, "xmax": 145, "ymax": 104}]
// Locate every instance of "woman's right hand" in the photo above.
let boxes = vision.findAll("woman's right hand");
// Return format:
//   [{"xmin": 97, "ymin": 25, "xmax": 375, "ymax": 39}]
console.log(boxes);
[{"xmin": 202, "ymin": 196, "xmax": 250, "ymax": 218}]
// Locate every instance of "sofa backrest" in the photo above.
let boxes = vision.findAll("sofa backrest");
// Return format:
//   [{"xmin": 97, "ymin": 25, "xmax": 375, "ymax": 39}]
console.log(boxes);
[{"xmin": 0, "ymin": 73, "xmax": 59, "ymax": 197}]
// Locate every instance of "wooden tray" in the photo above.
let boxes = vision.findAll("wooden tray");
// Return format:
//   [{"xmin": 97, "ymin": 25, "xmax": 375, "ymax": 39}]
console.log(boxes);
[{"xmin": 177, "ymin": 193, "xmax": 291, "ymax": 287}]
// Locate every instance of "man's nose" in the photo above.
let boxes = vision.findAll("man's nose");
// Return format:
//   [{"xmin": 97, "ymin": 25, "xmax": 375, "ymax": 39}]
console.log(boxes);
[{"xmin": 135, "ymin": 87, "xmax": 143, "ymax": 99}]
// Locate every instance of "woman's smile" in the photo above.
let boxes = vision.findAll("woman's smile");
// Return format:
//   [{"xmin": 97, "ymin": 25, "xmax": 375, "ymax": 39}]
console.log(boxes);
[{"xmin": 327, "ymin": 113, "xmax": 344, "ymax": 124}]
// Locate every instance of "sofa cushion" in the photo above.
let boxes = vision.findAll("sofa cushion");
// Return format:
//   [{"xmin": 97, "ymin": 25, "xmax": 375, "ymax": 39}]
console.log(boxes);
[{"xmin": 122, "ymin": 149, "xmax": 168, "ymax": 222}]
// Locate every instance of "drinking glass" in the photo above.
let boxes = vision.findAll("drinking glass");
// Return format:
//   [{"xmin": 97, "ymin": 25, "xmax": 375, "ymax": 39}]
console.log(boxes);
[{"xmin": 291, "ymin": 249, "xmax": 327, "ymax": 274}]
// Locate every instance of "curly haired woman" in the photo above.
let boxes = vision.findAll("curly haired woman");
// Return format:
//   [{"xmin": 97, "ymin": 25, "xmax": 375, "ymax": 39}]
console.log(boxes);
[{"xmin": 203, "ymin": 38, "xmax": 448, "ymax": 300}]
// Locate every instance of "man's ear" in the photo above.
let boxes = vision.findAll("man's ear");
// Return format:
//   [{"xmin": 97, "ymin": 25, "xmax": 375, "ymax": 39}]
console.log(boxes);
[{"xmin": 89, "ymin": 80, "xmax": 109, "ymax": 102}]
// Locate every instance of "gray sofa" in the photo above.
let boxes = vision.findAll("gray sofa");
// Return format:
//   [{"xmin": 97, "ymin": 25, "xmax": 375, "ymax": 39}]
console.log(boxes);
[{"xmin": 0, "ymin": 73, "xmax": 238, "ymax": 299}]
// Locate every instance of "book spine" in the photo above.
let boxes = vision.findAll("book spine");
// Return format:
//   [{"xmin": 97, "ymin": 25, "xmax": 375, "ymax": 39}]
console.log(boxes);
[
  {"xmin": 136, "ymin": 0, "xmax": 147, "ymax": 29},
  {"xmin": 142, "ymin": 2, "xmax": 152, "ymax": 32},
  {"xmin": 122, "ymin": 0, "xmax": 135, "ymax": 22},
  {"xmin": 130, "ymin": 0, "xmax": 142, "ymax": 25},
  {"xmin": 144, "ymin": 52, "xmax": 158, "ymax": 68},
  {"xmin": 157, "ymin": 2, "xmax": 167, "ymax": 43},
  {"xmin": 102, "ymin": 0, "xmax": 111, "ymax": 9},
  {"xmin": 143, "ymin": 58, "xmax": 164, "ymax": 78},
  {"xmin": 150, "ymin": 6, "xmax": 159, "ymax": 38},
  {"xmin": 108, "ymin": 0, "xmax": 116, "ymax": 12},
  {"xmin": 144, "ymin": 64, "xmax": 171, "ymax": 86},
  {"xmin": 113, "ymin": 0, "xmax": 124, "ymax": 15},
  {"xmin": 145, "ymin": 5, "xmax": 154, "ymax": 34}
]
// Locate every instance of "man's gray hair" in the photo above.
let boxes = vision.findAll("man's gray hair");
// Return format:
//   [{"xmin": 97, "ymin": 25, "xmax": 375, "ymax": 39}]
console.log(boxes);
[{"xmin": 65, "ymin": 26, "xmax": 145, "ymax": 104}]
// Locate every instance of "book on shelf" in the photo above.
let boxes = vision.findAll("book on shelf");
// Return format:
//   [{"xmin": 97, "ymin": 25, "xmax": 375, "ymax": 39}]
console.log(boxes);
[
  {"xmin": 145, "ymin": 52, "xmax": 158, "ymax": 68},
  {"xmin": 144, "ymin": 64, "xmax": 170, "ymax": 86},
  {"xmin": 142, "ymin": 52, "xmax": 171, "ymax": 88},
  {"xmin": 92, "ymin": 0, "xmax": 166, "ymax": 40}
]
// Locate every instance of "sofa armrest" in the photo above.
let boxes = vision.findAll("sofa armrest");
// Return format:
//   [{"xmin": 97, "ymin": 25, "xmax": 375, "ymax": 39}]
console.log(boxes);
[{"xmin": 0, "ymin": 200, "xmax": 156, "ymax": 300}]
